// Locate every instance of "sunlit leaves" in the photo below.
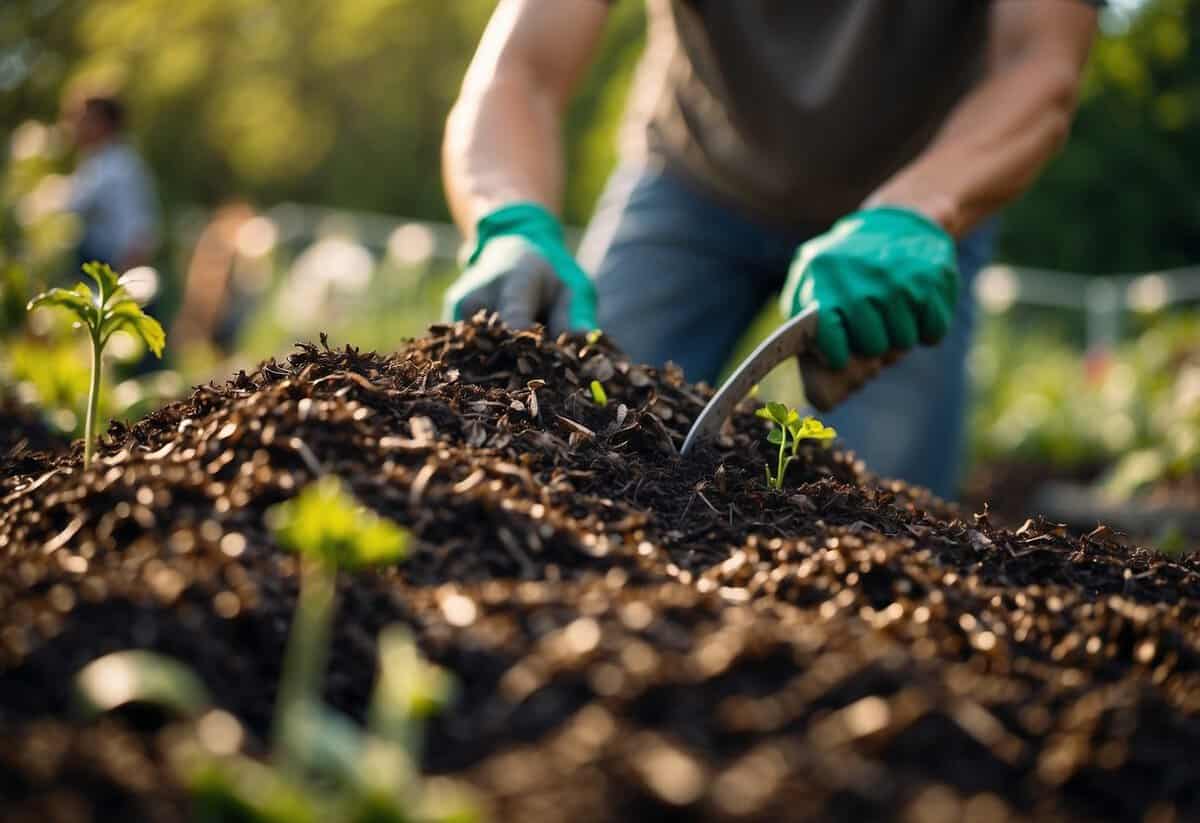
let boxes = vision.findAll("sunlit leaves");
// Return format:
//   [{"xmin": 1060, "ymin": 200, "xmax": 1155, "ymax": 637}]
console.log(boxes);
[
  {"xmin": 372, "ymin": 626, "xmax": 453, "ymax": 731},
  {"xmin": 102, "ymin": 298, "xmax": 166, "ymax": 356},
  {"xmin": 27, "ymin": 262, "xmax": 166, "ymax": 358},
  {"xmin": 83, "ymin": 259, "xmax": 120, "ymax": 295},
  {"xmin": 267, "ymin": 475, "xmax": 410, "ymax": 570},
  {"xmin": 589, "ymin": 380, "xmax": 608, "ymax": 407},
  {"xmin": 27, "ymin": 283, "xmax": 96, "ymax": 327},
  {"xmin": 75, "ymin": 650, "xmax": 212, "ymax": 719},
  {"xmin": 757, "ymin": 402, "xmax": 837, "ymax": 490},
  {"xmin": 26, "ymin": 261, "xmax": 167, "ymax": 466},
  {"xmin": 792, "ymin": 416, "xmax": 836, "ymax": 442}
]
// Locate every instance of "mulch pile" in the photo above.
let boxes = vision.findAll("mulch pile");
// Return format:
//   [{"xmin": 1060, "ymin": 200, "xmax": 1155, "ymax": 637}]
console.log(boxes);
[{"xmin": 3, "ymin": 315, "xmax": 1199, "ymax": 823}]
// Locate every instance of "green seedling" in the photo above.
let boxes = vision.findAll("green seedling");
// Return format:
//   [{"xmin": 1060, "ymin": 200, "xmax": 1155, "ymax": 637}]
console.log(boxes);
[
  {"xmin": 27, "ymin": 261, "xmax": 164, "ymax": 467},
  {"xmin": 755, "ymin": 402, "xmax": 836, "ymax": 491},
  {"xmin": 589, "ymin": 379, "xmax": 608, "ymax": 407}
]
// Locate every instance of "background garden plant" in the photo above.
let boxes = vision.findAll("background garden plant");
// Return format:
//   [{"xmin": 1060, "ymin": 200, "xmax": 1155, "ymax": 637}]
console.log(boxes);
[
  {"xmin": 26, "ymin": 261, "xmax": 164, "ymax": 467},
  {"xmin": 72, "ymin": 475, "xmax": 478, "ymax": 823}
]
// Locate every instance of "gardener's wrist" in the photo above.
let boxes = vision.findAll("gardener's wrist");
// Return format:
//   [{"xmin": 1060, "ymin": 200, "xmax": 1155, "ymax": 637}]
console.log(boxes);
[{"xmin": 861, "ymin": 186, "xmax": 963, "ymax": 238}]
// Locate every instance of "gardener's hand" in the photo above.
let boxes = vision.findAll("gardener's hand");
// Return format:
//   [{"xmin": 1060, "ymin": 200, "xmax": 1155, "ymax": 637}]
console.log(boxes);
[
  {"xmin": 442, "ymin": 202, "xmax": 597, "ymax": 333},
  {"xmin": 780, "ymin": 206, "xmax": 959, "ymax": 369}
]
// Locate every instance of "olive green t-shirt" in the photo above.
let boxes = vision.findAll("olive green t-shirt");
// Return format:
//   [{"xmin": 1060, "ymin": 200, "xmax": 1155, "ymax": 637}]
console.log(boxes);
[{"xmin": 618, "ymin": 0, "xmax": 1100, "ymax": 226}]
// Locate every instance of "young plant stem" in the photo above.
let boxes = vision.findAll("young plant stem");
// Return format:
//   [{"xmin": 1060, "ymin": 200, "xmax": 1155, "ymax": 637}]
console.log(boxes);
[
  {"xmin": 84, "ymin": 327, "xmax": 103, "ymax": 469},
  {"xmin": 272, "ymin": 556, "xmax": 337, "ymax": 774},
  {"xmin": 774, "ymin": 429, "xmax": 789, "ymax": 491}
]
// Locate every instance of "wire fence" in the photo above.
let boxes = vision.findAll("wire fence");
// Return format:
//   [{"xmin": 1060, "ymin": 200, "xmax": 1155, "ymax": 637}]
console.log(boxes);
[{"xmin": 175, "ymin": 201, "xmax": 1200, "ymax": 351}]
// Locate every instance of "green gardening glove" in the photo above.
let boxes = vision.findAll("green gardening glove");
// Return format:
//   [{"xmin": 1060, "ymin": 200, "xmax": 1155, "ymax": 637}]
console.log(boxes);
[
  {"xmin": 442, "ymin": 202, "xmax": 598, "ymax": 332},
  {"xmin": 780, "ymin": 206, "xmax": 959, "ymax": 369}
]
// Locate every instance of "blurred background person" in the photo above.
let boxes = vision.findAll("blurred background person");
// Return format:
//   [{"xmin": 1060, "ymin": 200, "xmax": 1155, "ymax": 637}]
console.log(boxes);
[
  {"xmin": 61, "ymin": 91, "xmax": 160, "ymax": 274},
  {"xmin": 172, "ymin": 200, "xmax": 258, "ymax": 357}
]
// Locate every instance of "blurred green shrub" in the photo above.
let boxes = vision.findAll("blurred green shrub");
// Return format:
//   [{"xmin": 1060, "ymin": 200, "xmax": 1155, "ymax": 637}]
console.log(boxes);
[{"xmin": 970, "ymin": 310, "xmax": 1200, "ymax": 499}]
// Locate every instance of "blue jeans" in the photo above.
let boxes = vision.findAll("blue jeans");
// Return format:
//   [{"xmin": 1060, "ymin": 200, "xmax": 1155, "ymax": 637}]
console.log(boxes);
[{"xmin": 578, "ymin": 163, "xmax": 995, "ymax": 499}]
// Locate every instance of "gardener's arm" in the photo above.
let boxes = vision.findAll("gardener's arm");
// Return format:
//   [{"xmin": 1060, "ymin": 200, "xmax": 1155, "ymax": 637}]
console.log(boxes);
[
  {"xmin": 864, "ymin": 0, "xmax": 1099, "ymax": 238},
  {"xmin": 441, "ymin": 0, "xmax": 608, "ymax": 331},
  {"xmin": 784, "ymin": 0, "xmax": 1099, "ymax": 368},
  {"xmin": 444, "ymin": 0, "xmax": 607, "ymax": 237}
]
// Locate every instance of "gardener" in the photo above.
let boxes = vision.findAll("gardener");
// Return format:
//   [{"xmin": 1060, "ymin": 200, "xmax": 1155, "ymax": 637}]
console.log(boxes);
[{"xmin": 442, "ymin": 0, "xmax": 1101, "ymax": 498}]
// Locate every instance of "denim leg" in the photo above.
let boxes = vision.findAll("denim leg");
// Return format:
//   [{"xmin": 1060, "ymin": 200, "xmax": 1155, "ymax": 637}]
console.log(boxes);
[
  {"xmin": 579, "ymin": 164, "xmax": 800, "ymax": 386},
  {"xmin": 822, "ymin": 220, "xmax": 997, "ymax": 499},
  {"xmin": 579, "ymin": 161, "xmax": 994, "ymax": 498}
]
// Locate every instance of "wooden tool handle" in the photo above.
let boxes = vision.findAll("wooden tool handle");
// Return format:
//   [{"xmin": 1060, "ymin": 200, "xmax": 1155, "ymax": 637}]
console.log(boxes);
[{"xmin": 798, "ymin": 350, "xmax": 904, "ymax": 412}]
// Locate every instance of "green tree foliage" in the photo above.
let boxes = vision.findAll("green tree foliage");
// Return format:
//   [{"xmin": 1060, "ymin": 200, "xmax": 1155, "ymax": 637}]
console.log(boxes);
[
  {"xmin": 1000, "ymin": 0, "xmax": 1200, "ymax": 272},
  {"xmin": 0, "ymin": 0, "xmax": 643, "ymax": 226},
  {"xmin": 2, "ymin": 0, "xmax": 1195, "ymax": 272}
]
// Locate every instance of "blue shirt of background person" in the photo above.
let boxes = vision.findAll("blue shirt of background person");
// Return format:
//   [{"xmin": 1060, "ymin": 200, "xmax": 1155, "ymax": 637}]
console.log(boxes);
[{"xmin": 63, "ymin": 94, "xmax": 160, "ymax": 274}]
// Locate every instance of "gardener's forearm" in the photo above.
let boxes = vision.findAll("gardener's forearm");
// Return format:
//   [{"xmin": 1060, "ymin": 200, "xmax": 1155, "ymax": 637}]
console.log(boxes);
[
  {"xmin": 443, "ymin": 0, "xmax": 608, "ymax": 241},
  {"xmin": 865, "ymin": 0, "xmax": 1098, "ymax": 238},
  {"xmin": 444, "ymin": 74, "xmax": 565, "ymax": 237}
]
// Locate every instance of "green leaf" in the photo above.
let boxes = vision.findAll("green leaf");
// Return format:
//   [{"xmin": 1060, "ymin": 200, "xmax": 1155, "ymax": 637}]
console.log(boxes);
[
  {"xmin": 102, "ymin": 299, "xmax": 166, "ymax": 357},
  {"xmin": 796, "ymin": 416, "xmax": 837, "ymax": 441},
  {"xmin": 766, "ymin": 402, "xmax": 789, "ymax": 424},
  {"xmin": 754, "ymin": 407, "xmax": 774, "ymax": 421},
  {"xmin": 267, "ymin": 476, "xmax": 410, "ymax": 570},
  {"xmin": 370, "ymin": 625, "xmax": 453, "ymax": 745},
  {"xmin": 766, "ymin": 428, "xmax": 784, "ymax": 445},
  {"xmin": 184, "ymin": 752, "xmax": 321, "ymax": 823},
  {"xmin": 27, "ymin": 285, "xmax": 97, "ymax": 329},
  {"xmin": 586, "ymin": 329, "xmax": 603, "ymax": 345},
  {"xmin": 589, "ymin": 380, "xmax": 608, "ymax": 407},
  {"xmin": 276, "ymin": 699, "xmax": 365, "ymax": 780},
  {"xmin": 414, "ymin": 778, "xmax": 483, "ymax": 823},
  {"xmin": 82, "ymin": 260, "xmax": 121, "ymax": 301},
  {"xmin": 75, "ymin": 650, "xmax": 212, "ymax": 719}
]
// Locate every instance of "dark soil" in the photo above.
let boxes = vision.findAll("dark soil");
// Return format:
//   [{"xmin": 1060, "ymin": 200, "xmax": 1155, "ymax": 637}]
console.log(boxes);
[
  {"xmin": 3, "ymin": 316, "xmax": 1200, "ymax": 823},
  {"xmin": 0, "ymin": 393, "xmax": 68, "ymax": 472},
  {"xmin": 966, "ymin": 461, "xmax": 1200, "ymax": 551}
]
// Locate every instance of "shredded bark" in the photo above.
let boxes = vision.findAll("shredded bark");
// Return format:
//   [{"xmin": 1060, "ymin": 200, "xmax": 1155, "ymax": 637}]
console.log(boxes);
[{"xmin": 2, "ymin": 315, "xmax": 1198, "ymax": 822}]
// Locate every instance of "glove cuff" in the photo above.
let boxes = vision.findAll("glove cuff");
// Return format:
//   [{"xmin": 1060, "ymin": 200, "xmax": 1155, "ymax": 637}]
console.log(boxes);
[
  {"xmin": 468, "ymin": 202, "xmax": 564, "ymax": 266},
  {"xmin": 840, "ymin": 205, "xmax": 952, "ymax": 241}
]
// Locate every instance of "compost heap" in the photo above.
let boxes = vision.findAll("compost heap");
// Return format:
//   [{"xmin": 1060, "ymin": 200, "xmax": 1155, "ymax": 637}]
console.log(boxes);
[{"xmin": 2, "ymin": 315, "xmax": 1199, "ymax": 823}]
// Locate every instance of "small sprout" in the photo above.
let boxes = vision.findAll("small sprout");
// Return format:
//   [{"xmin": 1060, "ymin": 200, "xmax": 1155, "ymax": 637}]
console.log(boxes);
[
  {"xmin": 756, "ymin": 402, "xmax": 836, "ymax": 490},
  {"xmin": 589, "ymin": 379, "xmax": 608, "ymax": 407},
  {"xmin": 75, "ymin": 649, "xmax": 212, "ymax": 719},
  {"xmin": 586, "ymin": 329, "xmax": 603, "ymax": 345},
  {"xmin": 267, "ymin": 475, "xmax": 409, "ymax": 570},
  {"xmin": 27, "ymin": 261, "xmax": 165, "ymax": 468},
  {"xmin": 266, "ymin": 477, "xmax": 411, "ymax": 777}
]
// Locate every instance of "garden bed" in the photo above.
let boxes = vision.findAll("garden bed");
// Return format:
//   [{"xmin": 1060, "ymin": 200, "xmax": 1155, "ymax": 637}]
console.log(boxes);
[{"xmin": 3, "ymin": 316, "xmax": 1200, "ymax": 822}]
